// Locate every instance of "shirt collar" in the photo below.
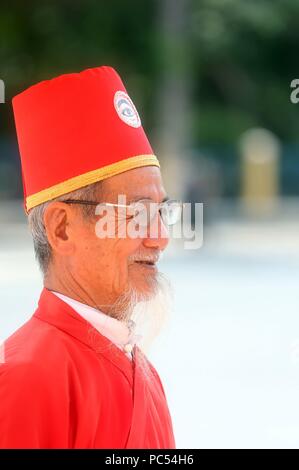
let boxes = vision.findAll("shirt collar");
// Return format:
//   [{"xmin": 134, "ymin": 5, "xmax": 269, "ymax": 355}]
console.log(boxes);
[{"xmin": 51, "ymin": 290, "xmax": 140, "ymax": 358}]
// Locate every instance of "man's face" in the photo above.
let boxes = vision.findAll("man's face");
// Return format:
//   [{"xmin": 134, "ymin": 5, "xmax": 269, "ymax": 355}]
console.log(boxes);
[{"xmin": 65, "ymin": 166, "xmax": 169, "ymax": 314}]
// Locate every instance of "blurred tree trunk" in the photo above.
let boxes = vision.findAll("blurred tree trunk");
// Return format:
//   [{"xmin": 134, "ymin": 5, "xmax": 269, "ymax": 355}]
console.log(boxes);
[{"xmin": 155, "ymin": 0, "xmax": 192, "ymax": 199}]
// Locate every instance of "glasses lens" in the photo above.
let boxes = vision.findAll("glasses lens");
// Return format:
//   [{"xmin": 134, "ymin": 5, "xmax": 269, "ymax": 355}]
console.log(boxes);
[
  {"xmin": 160, "ymin": 201, "xmax": 182, "ymax": 226},
  {"xmin": 128, "ymin": 200, "xmax": 183, "ymax": 227}
]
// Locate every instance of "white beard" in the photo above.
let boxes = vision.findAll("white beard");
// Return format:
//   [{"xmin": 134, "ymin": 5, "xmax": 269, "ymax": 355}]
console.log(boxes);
[
  {"xmin": 108, "ymin": 272, "xmax": 173, "ymax": 354},
  {"xmin": 129, "ymin": 273, "xmax": 173, "ymax": 354}
]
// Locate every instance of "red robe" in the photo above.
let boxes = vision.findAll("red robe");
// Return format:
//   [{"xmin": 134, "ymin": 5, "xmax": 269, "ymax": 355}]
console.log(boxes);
[{"xmin": 0, "ymin": 288, "xmax": 175, "ymax": 448}]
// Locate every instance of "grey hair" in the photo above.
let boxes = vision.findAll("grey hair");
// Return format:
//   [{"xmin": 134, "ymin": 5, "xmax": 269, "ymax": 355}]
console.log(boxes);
[{"xmin": 27, "ymin": 182, "xmax": 102, "ymax": 276}]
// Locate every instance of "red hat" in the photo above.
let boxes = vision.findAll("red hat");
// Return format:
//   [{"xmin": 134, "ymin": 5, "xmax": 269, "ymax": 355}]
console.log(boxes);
[{"xmin": 12, "ymin": 66, "xmax": 160, "ymax": 213}]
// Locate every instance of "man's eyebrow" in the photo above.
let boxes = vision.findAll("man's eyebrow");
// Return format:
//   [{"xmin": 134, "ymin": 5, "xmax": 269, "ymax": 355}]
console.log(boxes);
[{"xmin": 128, "ymin": 195, "xmax": 170, "ymax": 203}]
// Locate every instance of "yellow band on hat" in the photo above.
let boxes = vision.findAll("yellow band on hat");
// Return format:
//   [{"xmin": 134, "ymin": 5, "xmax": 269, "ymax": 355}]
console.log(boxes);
[{"xmin": 26, "ymin": 154, "xmax": 160, "ymax": 212}]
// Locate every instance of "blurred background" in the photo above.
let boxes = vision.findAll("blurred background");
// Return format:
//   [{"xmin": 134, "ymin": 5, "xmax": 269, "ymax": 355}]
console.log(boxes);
[{"xmin": 1, "ymin": 0, "xmax": 299, "ymax": 448}]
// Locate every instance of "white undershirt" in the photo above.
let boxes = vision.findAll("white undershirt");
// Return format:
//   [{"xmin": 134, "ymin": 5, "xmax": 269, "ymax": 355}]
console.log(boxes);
[{"xmin": 51, "ymin": 291, "xmax": 140, "ymax": 361}]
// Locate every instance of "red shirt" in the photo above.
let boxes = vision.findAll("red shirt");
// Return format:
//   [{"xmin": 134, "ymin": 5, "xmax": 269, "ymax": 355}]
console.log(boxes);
[{"xmin": 0, "ymin": 288, "xmax": 175, "ymax": 448}]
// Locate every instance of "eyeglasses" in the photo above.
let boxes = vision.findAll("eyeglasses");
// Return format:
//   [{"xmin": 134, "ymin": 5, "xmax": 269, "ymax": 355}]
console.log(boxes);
[{"xmin": 62, "ymin": 198, "xmax": 184, "ymax": 227}]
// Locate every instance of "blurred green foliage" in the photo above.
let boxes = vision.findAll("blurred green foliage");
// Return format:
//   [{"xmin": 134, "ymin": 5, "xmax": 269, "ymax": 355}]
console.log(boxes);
[
  {"xmin": 0, "ymin": 0, "xmax": 299, "ymax": 198},
  {"xmin": 191, "ymin": 0, "xmax": 299, "ymax": 144},
  {"xmin": 0, "ymin": 0, "xmax": 299, "ymax": 144}
]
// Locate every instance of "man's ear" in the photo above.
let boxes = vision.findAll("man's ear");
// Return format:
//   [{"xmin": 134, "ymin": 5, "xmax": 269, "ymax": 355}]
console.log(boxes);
[{"xmin": 43, "ymin": 202, "xmax": 76, "ymax": 256}]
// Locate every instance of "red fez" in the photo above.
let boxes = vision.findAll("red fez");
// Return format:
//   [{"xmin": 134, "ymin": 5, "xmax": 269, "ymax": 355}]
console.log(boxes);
[{"xmin": 12, "ymin": 66, "xmax": 160, "ymax": 213}]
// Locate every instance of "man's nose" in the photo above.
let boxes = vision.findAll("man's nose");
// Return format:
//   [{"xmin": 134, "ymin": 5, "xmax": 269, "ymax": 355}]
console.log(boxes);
[{"xmin": 142, "ymin": 212, "xmax": 170, "ymax": 250}]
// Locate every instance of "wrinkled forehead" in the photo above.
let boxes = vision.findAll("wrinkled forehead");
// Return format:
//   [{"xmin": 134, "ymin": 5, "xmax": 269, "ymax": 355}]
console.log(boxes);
[{"xmin": 100, "ymin": 166, "xmax": 167, "ymax": 203}]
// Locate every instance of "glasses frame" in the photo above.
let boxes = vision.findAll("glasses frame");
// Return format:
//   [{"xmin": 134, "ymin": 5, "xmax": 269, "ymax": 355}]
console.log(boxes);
[{"xmin": 62, "ymin": 198, "xmax": 184, "ymax": 226}]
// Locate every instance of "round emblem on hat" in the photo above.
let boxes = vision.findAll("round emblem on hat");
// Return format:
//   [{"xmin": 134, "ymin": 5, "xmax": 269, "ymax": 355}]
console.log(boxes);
[{"xmin": 114, "ymin": 91, "xmax": 141, "ymax": 128}]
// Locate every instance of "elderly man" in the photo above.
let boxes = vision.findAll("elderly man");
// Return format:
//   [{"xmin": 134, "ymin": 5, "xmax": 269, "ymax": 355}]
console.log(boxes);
[{"xmin": 0, "ymin": 66, "xmax": 178, "ymax": 448}]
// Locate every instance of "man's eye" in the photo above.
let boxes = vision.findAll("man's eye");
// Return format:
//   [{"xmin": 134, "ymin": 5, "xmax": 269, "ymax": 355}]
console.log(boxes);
[{"xmin": 125, "ymin": 206, "xmax": 137, "ymax": 217}]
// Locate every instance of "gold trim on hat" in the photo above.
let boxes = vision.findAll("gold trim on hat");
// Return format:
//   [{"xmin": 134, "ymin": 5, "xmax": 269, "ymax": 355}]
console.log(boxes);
[{"xmin": 25, "ymin": 154, "xmax": 160, "ymax": 212}]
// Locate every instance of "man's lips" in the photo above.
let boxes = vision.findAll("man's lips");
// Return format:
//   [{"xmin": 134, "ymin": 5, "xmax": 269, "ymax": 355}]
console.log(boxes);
[
  {"xmin": 128, "ymin": 253, "xmax": 161, "ymax": 268},
  {"xmin": 134, "ymin": 260, "xmax": 156, "ymax": 266}
]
